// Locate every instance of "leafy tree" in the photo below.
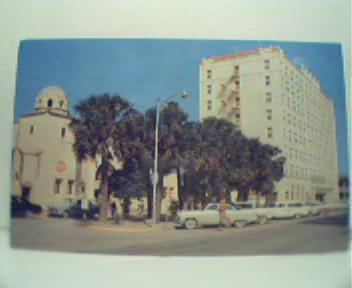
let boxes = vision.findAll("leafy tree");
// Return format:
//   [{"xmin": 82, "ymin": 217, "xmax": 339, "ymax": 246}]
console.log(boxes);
[
  {"xmin": 70, "ymin": 93, "xmax": 134, "ymax": 221},
  {"xmin": 143, "ymin": 102, "xmax": 200, "ymax": 219},
  {"xmin": 180, "ymin": 117, "xmax": 286, "ymax": 205}
]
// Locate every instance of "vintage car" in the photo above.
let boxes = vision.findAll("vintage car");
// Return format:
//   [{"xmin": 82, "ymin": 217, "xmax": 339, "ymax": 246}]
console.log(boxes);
[
  {"xmin": 176, "ymin": 203, "xmax": 264, "ymax": 230},
  {"xmin": 48, "ymin": 202, "xmax": 72, "ymax": 218},
  {"xmin": 11, "ymin": 196, "xmax": 42, "ymax": 217},
  {"xmin": 261, "ymin": 203, "xmax": 311, "ymax": 219}
]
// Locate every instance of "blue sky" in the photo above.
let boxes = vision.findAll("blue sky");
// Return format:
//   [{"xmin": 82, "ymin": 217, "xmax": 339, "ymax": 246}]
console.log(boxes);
[{"xmin": 14, "ymin": 39, "xmax": 348, "ymax": 175}]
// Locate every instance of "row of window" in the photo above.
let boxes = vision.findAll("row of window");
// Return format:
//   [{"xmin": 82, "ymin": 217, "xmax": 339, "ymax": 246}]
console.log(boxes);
[
  {"xmin": 45, "ymin": 98, "xmax": 65, "ymax": 108},
  {"xmin": 284, "ymin": 164, "xmax": 326, "ymax": 179},
  {"xmin": 206, "ymin": 65, "xmax": 241, "ymax": 80},
  {"xmin": 206, "ymin": 59, "xmax": 270, "ymax": 82},
  {"xmin": 54, "ymin": 179, "xmax": 75, "ymax": 194},
  {"xmin": 287, "ymin": 149, "xmax": 325, "ymax": 164},
  {"xmin": 29, "ymin": 126, "xmax": 67, "ymax": 138},
  {"xmin": 284, "ymin": 190, "xmax": 310, "ymax": 201}
]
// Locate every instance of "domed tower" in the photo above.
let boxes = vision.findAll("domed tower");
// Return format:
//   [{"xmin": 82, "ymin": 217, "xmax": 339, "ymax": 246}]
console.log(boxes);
[{"xmin": 34, "ymin": 86, "xmax": 70, "ymax": 116}]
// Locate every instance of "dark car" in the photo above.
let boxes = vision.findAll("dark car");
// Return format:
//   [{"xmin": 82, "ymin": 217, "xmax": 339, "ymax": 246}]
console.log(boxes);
[
  {"xmin": 68, "ymin": 201, "xmax": 100, "ymax": 219},
  {"xmin": 11, "ymin": 196, "xmax": 42, "ymax": 217}
]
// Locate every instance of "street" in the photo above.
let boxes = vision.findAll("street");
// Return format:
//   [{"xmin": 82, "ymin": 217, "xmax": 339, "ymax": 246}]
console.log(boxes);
[{"xmin": 11, "ymin": 212, "xmax": 349, "ymax": 256}]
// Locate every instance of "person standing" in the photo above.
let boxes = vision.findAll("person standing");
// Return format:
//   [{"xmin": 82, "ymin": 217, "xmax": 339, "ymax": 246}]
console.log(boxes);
[
  {"xmin": 219, "ymin": 199, "xmax": 231, "ymax": 228},
  {"xmin": 137, "ymin": 198, "xmax": 144, "ymax": 216},
  {"xmin": 111, "ymin": 202, "xmax": 117, "ymax": 218},
  {"xmin": 81, "ymin": 198, "xmax": 89, "ymax": 220}
]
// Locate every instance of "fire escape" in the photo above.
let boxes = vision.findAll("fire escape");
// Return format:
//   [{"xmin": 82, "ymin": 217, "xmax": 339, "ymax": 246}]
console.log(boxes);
[{"xmin": 217, "ymin": 70, "xmax": 241, "ymax": 126}]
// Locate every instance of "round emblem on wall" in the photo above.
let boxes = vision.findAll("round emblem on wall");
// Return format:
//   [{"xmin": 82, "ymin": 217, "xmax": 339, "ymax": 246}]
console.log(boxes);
[{"xmin": 57, "ymin": 160, "xmax": 67, "ymax": 173}]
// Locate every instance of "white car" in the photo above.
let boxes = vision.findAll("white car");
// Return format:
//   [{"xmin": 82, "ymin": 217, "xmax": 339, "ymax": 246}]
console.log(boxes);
[
  {"xmin": 262, "ymin": 203, "xmax": 310, "ymax": 219},
  {"xmin": 176, "ymin": 203, "xmax": 262, "ymax": 230}
]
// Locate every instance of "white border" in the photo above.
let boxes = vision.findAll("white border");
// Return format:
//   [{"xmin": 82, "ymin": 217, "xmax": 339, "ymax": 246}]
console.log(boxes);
[{"xmin": 0, "ymin": 1, "xmax": 350, "ymax": 287}]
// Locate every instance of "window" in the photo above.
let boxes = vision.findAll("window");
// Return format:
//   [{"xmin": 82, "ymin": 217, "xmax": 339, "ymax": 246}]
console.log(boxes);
[
  {"xmin": 234, "ymin": 65, "xmax": 240, "ymax": 72},
  {"xmin": 285, "ymin": 191, "xmax": 290, "ymax": 201},
  {"xmin": 265, "ymin": 75, "xmax": 271, "ymax": 86},
  {"xmin": 29, "ymin": 126, "xmax": 34, "ymax": 135},
  {"xmin": 235, "ymin": 81, "xmax": 240, "ymax": 89},
  {"xmin": 235, "ymin": 97, "xmax": 240, "ymax": 103},
  {"xmin": 207, "ymin": 70, "xmax": 212, "ymax": 80},
  {"xmin": 59, "ymin": 100, "xmax": 64, "ymax": 108},
  {"xmin": 47, "ymin": 99, "xmax": 53, "ymax": 107},
  {"xmin": 61, "ymin": 127, "xmax": 66, "ymax": 138},
  {"xmin": 67, "ymin": 180, "xmax": 75, "ymax": 194},
  {"xmin": 235, "ymin": 113, "xmax": 240, "ymax": 119},
  {"xmin": 207, "ymin": 84, "xmax": 212, "ymax": 94},
  {"xmin": 266, "ymin": 109, "xmax": 272, "ymax": 120},
  {"xmin": 207, "ymin": 100, "xmax": 212, "ymax": 111},
  {"xmin": 265, "ymin": 92, "xmax": 272, "ymax": 103},
  {"xmin": 264, "ymin": 59, "xmax": 270, "ymax": 70},
  {"xmin": 267, "ymin": 127, "xmax": 273, "ymax": 138},
  {"xmin": 54, "ymin": 178, "xmax": 62, "ymax": 194}
]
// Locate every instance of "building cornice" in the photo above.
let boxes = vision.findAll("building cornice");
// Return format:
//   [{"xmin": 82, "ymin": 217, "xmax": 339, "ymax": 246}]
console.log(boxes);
[{"xmin": 21, "ymin": 110, "xmax": 77, "ymax": 120}]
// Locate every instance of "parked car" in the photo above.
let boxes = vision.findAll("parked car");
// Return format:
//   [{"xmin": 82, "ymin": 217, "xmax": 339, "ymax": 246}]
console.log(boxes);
[
  {"xmin": 262, "ymin": 202, "xmax": 310, "ymax": 219},
  {"xmin": 305, "ymin": 202, "xmax": 323, "ymax": 216},
  {"xmin": 11, "ymin": 196, "xmax": 42, "ymax": 217},
  {"xmin": 231, "ymin": 202, "xmax": 274, "ymax": 221},
  {"xmin": 176, "ymin": 203, "xmax": 260, "ymax": 230},
  {"xmin": 67, "ymin": 200, "xmax": 100, "ymax": 219},
  {"xmin": 48, "ymin": 202, "xmax": 72, "ymax": 218}
]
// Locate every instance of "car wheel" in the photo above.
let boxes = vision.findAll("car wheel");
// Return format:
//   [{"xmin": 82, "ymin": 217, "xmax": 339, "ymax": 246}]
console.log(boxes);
[
  {"xmin": 234, "ymin": 220, "xmax": 247, "ymax": 228},
  {"xmin": 257, "ymin": 216, "xmax": 268, "ymax": 225},
  {"xmin": 184, "ymin": 219, "xmax": 197, "ymax": 230}
]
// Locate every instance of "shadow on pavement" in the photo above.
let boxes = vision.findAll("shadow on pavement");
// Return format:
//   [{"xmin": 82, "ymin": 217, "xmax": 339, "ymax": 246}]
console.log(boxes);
[{"xmin": 298, "ymin": 214, "xmax": 349, "ymax": 227}]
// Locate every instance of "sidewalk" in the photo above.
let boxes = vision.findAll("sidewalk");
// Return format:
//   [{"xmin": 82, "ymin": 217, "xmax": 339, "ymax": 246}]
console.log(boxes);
[{"xmin": 84, "ymin": 217, "xmax": 178, "ymax": 232}]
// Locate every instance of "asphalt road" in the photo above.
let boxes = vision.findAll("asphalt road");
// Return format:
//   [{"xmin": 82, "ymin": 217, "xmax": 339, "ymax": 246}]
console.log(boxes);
[{"xmin": 11, "ymin": 213, "xmax": 349, "ymax": 256}]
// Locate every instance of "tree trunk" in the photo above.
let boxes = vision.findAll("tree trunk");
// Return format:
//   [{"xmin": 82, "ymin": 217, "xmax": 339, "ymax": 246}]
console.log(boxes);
[
  {"xmin": 99, "ymin": 157, "xmax": 109, "ymax": 222},
  {"xmin": 147, "ymin": 186, "xmax": 153, "ymax": 218}
]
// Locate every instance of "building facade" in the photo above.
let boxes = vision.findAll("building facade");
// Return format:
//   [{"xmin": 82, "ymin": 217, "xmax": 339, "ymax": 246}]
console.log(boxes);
[
  {"xmin": 13, "ymin": 86, "xmax": 178, "ymax": 214},
  {"xmin": 13, "ymin": 86, "xmax": 99, "ymax": 208},
  {"xmin": 200, "ymin": 46, "xmax": 339, "ymax": 203}
]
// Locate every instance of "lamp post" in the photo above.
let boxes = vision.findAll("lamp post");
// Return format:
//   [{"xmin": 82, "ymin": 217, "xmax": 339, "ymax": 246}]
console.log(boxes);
[{"xmin": 152, "ymin": 90, "xmax": 189, "ymax": 226}]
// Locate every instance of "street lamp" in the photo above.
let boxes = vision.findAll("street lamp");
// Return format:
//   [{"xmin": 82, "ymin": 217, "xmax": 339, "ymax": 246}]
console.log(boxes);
[{"xmin": 152, "ymin": 90, "xmax": 189, "ymax": 226}]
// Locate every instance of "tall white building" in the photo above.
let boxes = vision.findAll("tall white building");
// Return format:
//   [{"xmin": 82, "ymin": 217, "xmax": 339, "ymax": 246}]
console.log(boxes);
[{"xmin": 200, "ymin": 46, "xmax": 339, "ymax": 203}]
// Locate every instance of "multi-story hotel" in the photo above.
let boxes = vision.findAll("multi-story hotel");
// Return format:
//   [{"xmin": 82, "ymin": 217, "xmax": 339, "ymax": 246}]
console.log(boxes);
[{"xmin": 200, "ymin": 46, "xmax": 339, "ymax": 203}]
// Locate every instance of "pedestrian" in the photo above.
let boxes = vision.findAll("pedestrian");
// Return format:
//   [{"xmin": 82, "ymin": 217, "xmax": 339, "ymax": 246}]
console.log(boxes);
[
  {"xmin": 137, "ymin": 198, "xmax": 144, "ymax": 216},
  {"xmin": 219, "ymin": 199, "xmax": 231, "ymax": 228},
  {"xmin": 113, "ymin": 202, "xmax": 121, "ymax": 224},
  {"xmin": 111, "ymin": 202, "xmax": 117, "ymax": 218},
  {"xmin": 81, "ymin": 198, "xmax": 89, "ymax": 220}
]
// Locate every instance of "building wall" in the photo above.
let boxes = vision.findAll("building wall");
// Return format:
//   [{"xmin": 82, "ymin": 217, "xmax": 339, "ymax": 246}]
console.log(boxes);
[
  {"xmin": 13, "ymin": 87, "xmax": 98, "ymax": 209},
  {"xmin": 13, "ymin": 86, "xmax": 177, "ymax": 214},
  {"xmin": 200, "ymin": 46, "xmax": 339, "ymax": 203}
]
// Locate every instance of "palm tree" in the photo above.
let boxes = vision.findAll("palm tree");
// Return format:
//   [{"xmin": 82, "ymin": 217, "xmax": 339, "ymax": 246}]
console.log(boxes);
[{"xmin": 70, "ymin": 93, "xmax": 134, "ymax": 221}]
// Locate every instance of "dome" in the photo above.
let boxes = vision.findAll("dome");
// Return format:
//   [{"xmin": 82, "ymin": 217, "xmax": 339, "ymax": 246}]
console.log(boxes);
[{"xmin": 35, "ymin": 86, "xmax": 70, "ymax": 115}]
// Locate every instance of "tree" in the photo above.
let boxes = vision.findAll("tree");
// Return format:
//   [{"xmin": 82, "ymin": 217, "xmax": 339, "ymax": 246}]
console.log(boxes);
[
  {"xmin": 70, "ymin": 93, "xmax": 134, "ymax": 221},
  {"xmin": 181, "ymin": 117, "xmax": 286, "ymax": 204},
  {"xmin": 143, "ymin": 102, "xmax": 199, "ymax": 218}
]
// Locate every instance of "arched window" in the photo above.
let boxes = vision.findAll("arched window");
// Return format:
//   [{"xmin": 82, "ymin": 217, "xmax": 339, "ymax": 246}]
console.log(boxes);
[{"xmin": 47, "ymin": 99, "xmax": 53, "ymax": 107}]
